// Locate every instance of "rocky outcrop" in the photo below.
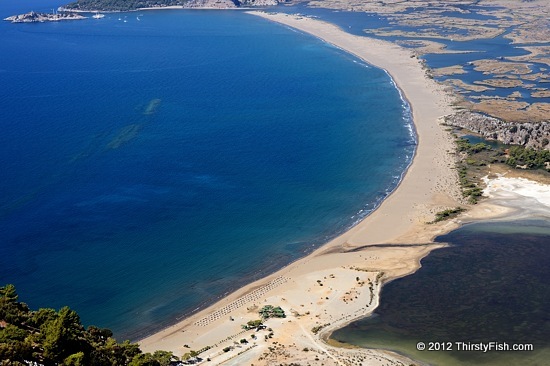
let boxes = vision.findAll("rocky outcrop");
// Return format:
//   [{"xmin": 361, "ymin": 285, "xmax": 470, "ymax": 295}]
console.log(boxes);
[
  {"xmin": 183, "ymin": 0, "xmax": 238, "ymax": 8},
  {"xmin": 444, "ymin": 111, "xmax": 550, "ymax": 150},
  {"xmin": 184, "ymin": 0, "xmax": 283, "ymax": 7},
  {"xmin": 238, "ymin": 0, "xmax": 280, "ymax": 6},
  {"xmin": 175, "ymin": 0, "xmax": 283, "ymax": 9},
  {"xmin": 4, "ymin": 11, "xmax": 86, "ymax": 23}
]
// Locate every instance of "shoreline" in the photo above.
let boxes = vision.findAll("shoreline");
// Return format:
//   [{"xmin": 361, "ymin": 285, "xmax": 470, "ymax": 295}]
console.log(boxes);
[
  {"xmin": 139, "ymin": 11, "xmax": 467, "ymax": 365},
  {"xmin": 245, "ymin": 11, "xmax": 463, "ymax": 246},
  {"xmin": 138, "ymin": 11, "xmax": 549, "ymax": 366},
  {"xmin": 57, "ymin": 6, "xmax": 258, "ymax": 13}
]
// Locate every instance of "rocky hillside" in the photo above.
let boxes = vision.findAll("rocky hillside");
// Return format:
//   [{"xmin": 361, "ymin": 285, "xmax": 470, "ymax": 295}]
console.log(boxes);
[
  {"xmin": 445, "ymin": 111, "xmax": 550, "ymax": 151},
  {"xmin": 63, "ymin": 0, "xmax": 281, "ymax": 11},
  {"xmin": 64, "ymin": 0, "xmax": 183, "ymax": 11}
]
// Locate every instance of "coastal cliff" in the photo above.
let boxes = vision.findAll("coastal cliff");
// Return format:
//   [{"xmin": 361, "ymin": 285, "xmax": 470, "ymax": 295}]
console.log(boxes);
[
  {"xmin": 445, "ymin": 111, "xmax": 550, "ymax": 151},
  {"xmin": 62, "ymin": 0, "xmax": 282, "ymax": 11}
]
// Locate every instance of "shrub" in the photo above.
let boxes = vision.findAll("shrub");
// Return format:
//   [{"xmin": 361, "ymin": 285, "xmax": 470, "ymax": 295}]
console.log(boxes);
[{"xmin": 430, "ymin": 207, "xmax": 465, "ymax": 223}]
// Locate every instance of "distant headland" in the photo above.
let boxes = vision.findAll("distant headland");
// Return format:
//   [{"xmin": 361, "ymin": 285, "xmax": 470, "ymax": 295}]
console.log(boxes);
[
  {"xmin": 61, "ymin": 0, "xmax": 284, "ymax": 12},
  {"xmin": 4, "ymin": 0, "xmax": 286, "ymax": 24}
]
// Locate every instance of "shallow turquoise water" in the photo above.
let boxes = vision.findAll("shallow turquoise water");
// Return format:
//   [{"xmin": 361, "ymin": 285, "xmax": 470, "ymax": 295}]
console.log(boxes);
[{"xmin": 0, "ymin": 1, "xmax": 414, "ymax": 339}]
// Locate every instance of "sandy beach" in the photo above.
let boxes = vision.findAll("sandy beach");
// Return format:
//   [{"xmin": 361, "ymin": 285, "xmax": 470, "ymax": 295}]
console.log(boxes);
[{"xmin": 139, "ymin": 12, "xmax": 549, "ymax": 366}]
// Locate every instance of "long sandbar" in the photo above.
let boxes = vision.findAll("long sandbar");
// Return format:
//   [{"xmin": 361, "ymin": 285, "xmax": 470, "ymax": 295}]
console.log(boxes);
[{"xmin": 140, "ymin": 12, "xmax": 465, "ymax": 365}]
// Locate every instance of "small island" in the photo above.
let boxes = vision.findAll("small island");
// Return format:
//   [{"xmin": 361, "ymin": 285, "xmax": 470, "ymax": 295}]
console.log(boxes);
[{"xmin": 3, "ymin": 11, "xmax": 87, "ymax": 23}]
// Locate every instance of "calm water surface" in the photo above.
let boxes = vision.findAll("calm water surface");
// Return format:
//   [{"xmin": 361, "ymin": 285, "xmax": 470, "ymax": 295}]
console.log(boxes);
[
  {"xmin": 331, "ymin": 220, "xmax": 550, "ymax": 365},
  {"xmin": 0, "ymin": 1, "xmax": 414, "ymax": 339},
  {"xmin": 279, "ymin": 4, "xmax": 543, "ymax": 105}
]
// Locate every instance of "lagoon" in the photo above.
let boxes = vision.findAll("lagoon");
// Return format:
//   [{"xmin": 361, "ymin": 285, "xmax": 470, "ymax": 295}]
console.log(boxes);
[{"xmin": 330, "ymin": 219, "xmax": 550, "ymax": 365}]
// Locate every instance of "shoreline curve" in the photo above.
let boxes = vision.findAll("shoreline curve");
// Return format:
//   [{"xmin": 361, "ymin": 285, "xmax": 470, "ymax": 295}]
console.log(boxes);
[{"xmin": 139, "ymin": 11, "xmax": 466, "ymax": 365}]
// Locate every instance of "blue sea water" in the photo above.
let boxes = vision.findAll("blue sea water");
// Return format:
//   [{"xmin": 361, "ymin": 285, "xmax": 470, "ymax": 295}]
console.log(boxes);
[{"xmin": 0, "ymin": 1, "xmax": 414, "ymax": 340}]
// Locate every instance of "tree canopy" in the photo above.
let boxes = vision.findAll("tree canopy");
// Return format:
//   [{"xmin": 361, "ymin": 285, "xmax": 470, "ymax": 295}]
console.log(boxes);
[
  {"xmin": 506, "ymin": 145, "xmax": 550, "ymax": 170},
  {"xmin": 0, "ymin": 284, "xmax": 178, "ymax": 366}
]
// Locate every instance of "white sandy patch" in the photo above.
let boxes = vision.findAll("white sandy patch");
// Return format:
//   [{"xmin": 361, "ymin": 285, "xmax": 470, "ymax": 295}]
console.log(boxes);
[{"xmin": 484, "ymin": 176, "xmax": 550, "ymax": 208}]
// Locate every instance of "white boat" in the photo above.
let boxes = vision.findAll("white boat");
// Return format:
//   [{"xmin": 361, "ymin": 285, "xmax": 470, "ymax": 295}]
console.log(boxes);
[{"xmin": 92, "ymin": 12, "xmax": 105, "ymax": 19}]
